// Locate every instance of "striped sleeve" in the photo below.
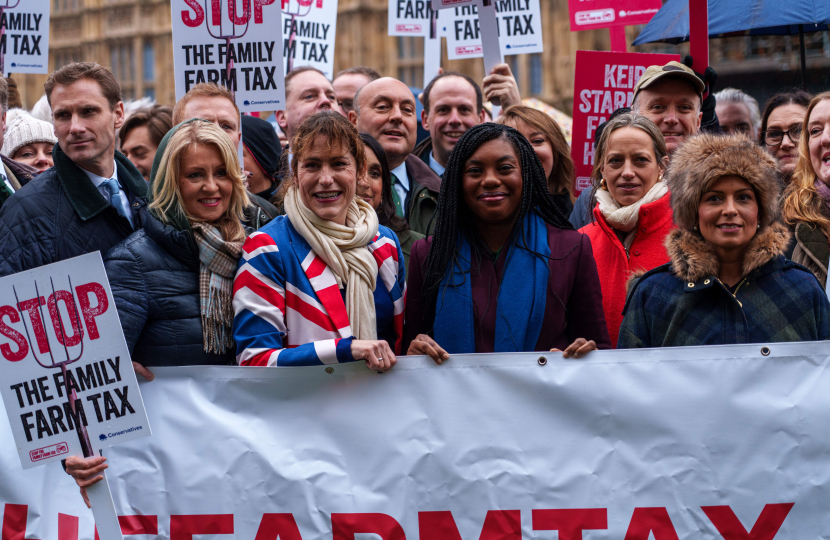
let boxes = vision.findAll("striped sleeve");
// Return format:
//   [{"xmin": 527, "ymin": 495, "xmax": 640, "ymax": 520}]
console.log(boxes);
[
  {"xmin": 232, "ymin": 231, "xmax": 356, "ymax": 366},
  {"xmin": 369, "ymin": 230, "xmax": 407, "ymax": 355}
]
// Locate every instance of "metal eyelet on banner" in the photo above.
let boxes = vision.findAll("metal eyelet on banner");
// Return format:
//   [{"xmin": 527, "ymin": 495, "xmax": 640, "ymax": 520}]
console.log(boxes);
[
  {"xmin": 538, "ymin": 356, "xmax": 547, "ymax": 366},
  {"xmin": 761, "ymin": 347, "xmax": 771, "ymax": 356},
  {"xmin": 325, "ymin": 367, "xmax": 334, "ymax": 374}
]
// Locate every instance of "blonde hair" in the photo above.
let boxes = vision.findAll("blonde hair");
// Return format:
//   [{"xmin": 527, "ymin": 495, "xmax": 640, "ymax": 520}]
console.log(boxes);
[
  {"xmin": 150, "ymin": 120, "xmax": 250, "ymax": 242},
  {"xmin": 782, "ymin": 91, "xmax": 830, "ymax": 238},
  {"xmin": 497, "ymin": 105, "xmax": 575, "ymax": 198}
]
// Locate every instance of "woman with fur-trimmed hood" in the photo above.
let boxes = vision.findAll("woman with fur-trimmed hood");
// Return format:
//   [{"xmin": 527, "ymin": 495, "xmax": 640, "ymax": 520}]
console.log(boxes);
[{"xmin": 618, "ymin": 133, "xmax": 830, "ymax": 348}]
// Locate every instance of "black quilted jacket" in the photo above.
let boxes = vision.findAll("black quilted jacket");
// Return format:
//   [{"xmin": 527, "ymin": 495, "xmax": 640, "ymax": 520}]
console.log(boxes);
[{"xmin": 0, "ymin": 145, "xmax": 148, "ymax": 277}]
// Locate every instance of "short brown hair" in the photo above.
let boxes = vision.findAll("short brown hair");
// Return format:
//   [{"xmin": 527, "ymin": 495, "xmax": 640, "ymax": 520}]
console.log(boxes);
[
  {"xmin": 172, "ymin": 83, "xmax": 239, "ymax": 125},
  {"xmin": 285, "ymin": 66, "xmax": 328, "ymax": 100},
  {"xmin": 498, "ymin": 105, "xmax": 576, "ymax": 197},
  {"xmin": 274, "ymin": 111, "xmax": 365, "ymax": 207},
  {"xmin": 334, "ymin": 66, "xmax": 382, "ymax": 82},
  {"xmin": 45, "ymin": 62, "xmax": 122, "ymax": 109},
  {"xmin": 120, "ymin": 105, "xmax": 174, "ymax": 149}
]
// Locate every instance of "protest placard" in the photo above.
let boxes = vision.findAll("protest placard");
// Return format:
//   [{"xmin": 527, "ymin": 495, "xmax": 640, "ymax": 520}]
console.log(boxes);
[
  {"xmin": 282, "ymin": 0, "xmax": 337, "ymax": 78},
  {"xmin": 567, "ymin": 0, "xmax": 661, "ymax": 32},
  {"xmin": 0, "ymin": 253, "xmax": 150, "ymax": 470},
  {"xmin": 441, "ymin": 0, "xmax": 542, "ymax": 61},
  {"xmin": 570, "ymin": 50, "xmax": 679, "ymax": 193},
  {"xmin": 0, "ymin": 0, "xmax": 50, "ymax": 76},
  {"xmin": 389, "ymin": 0, "xmax": 439, "ymax": 36},
  {"xmin": 171, "ymin": 0, "xmax": 286, "ymax": 113}
]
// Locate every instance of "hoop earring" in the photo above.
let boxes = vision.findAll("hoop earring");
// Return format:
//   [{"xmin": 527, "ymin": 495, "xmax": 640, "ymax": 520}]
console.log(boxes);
[{"xmin": 600, "ymin": 178, "xmax": 607, "ymax": 189}]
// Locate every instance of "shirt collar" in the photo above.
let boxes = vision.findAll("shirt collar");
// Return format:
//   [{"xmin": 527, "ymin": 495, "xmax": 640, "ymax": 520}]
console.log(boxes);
[
  {"xmin": 80, "ymin": 160, "xmax": 119, "ymax": 188},
  {"xmin": 390, "ymin": 162, "xmax": 410, "ymax": 191},
  {"xmin": 429, "ymin": 151, "xmax": 446, "ymax": 176}
]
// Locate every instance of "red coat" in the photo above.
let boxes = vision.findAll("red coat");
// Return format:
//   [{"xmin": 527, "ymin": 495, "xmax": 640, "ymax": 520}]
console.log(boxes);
[{"xmin": 579, "ymin": 194, "xmax": 675, "ymax": 348}]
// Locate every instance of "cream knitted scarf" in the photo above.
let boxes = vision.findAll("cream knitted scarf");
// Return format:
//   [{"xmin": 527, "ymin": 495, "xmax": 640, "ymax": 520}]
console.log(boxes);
[
  {"xmin": 284, "ymin": 186, "xmax": 380, "ymax": 340},
  {"xmin": 595, "ymin": 180, "xmax": 668, "ymax": 232}
]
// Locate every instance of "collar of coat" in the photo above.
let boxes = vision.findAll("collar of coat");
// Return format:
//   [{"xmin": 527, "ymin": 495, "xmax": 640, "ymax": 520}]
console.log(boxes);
[
  {"xmin": 52, "ymin": 143, "xmax": 148, "ymax": 222},
  {"xmin": 665, "ymin": 222, "xmax": 792, "ymax": 283},
  {"xmin": 405, "ymin": 153, "xmax": 442, "ymax": 194}
]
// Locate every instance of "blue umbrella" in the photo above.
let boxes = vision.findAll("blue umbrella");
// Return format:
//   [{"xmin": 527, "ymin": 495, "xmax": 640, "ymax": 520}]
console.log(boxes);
[{"xmin": 632, "ymin": 0, "xmax": 830, "ymax": 86}]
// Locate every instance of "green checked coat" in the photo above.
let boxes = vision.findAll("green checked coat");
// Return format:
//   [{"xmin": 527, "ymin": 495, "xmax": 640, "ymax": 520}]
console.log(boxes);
[{"xmin": 618, "ymin": 223, "xmax": 830, "ymax": 348}]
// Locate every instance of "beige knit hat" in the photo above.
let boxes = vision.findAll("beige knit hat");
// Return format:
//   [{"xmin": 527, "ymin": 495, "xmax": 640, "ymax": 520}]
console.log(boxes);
[{"xmin": 2, "ymin": 112, "xmax": 57, "ymax": 158}]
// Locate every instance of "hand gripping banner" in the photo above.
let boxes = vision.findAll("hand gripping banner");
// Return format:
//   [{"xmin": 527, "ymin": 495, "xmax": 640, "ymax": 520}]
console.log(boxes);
[{"xmin": 3, "ymin": 342, "xmax": 830, "ymax": 539}]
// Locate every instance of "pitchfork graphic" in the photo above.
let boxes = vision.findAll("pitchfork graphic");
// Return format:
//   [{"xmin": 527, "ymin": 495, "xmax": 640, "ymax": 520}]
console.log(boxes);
[
  {"xmin": 0, "ymin": 0, "xmax": 21, "ymax": 76},
  {"xmin": 282, "ymin": 0, "xmax": 317, "ymax": 72},
  {"xmin": 205, "ymin": 0, "xmax": 251, "ymax": 100},
  {"xmin": 13, "ymin": 276, "xmax": 94, "ymax": 458}
]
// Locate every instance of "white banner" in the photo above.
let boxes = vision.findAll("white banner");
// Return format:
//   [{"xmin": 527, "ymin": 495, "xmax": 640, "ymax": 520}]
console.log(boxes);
[
  {"xmin": 1, "ymin": 0, "xmax": 49, "ymax": 75},
  {"xmin": 3, "ymin": 342, "xmax": 830, "ymax": 538},
  {"xmin": 442, "ymin": 0, "xmax": 542, "ymax": 60},
  {"xmin": 0, "ymin": 253, "xmax": 150, "ymax": 471},
  {"xmin": 171, "ymin": 0, "xmax": 286, "ymax": 113},
  {"xmin": 282, "ymin": 0, "xmax": 337, "ymax": 79}
]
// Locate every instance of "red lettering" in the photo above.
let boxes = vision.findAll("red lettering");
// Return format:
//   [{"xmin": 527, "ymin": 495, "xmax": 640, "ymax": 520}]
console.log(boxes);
[
  {"xmin": 624, "ymin": 508, "xmax": 679, "ymax": 540},
  {"xmin": 170, "ymin": 515, "xmax": 233, "ymax": 540},
  {"xmin": 58, "ymin": 514, "xmax": 78, "ymax": 540},
  {"xmin": 181, "ymin": 0, "xmax": 205, "ymax": 27},
  {"xmin": 229, "ymin": 0, "xmax": 250, "ymax": 25},
  {"xmin": 0, "ymin": 305, "xmax": 29, "ymax": 361},
  {"xmin": 19, "ymin": 297, "xmax": 49, "ymax": 354},
  {"xmin": 75, "ymin": 282, "xmax": 108, "ymax": 340},
  {"xmin": 332, "ymin": 514, "xmax": 406, "ymax": 540},
  {"xmin": 701, "ymin": 504, "xmax": 794, "ymax": 540},
  {"xmin": 418, "ymin": 510, "xmax": 520, "ymax": 540},
  {"xmin": 253, "ymin": 514, "xmax": 303, "ymax": 540},
  {"xmin": 48, "ymin": 290, "xmax": 84, "ymax": 347},
  {"xmin": 120, "ymin": 515, "xmax": 159, "ymax": 535},
  {"xmin": 2, "ymin": 504, "xmax": 27, "ymax": 540},
  {"xmin": 253, "ymin": 0, "xmax": 275, "ymax": 23},
  {"xmin": 532, "ymin": 509, "xmax": 607, "ymax": 540}
]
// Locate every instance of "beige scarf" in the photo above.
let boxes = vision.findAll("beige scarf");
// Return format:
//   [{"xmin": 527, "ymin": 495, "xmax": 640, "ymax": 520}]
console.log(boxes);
[
  {"xmin": 284, "ymin": 186, "xmax": 380, "ymax": 340},
  {"xmin": 596, "ymin": 180, "xmax": 668, "ymax": 233}
]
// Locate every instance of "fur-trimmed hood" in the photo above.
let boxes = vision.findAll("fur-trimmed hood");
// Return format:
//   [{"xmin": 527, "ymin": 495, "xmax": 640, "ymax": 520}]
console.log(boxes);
[
  {"xmin": 665, "ymin": 222, "xmax": 791, "ymax": 282},
  {"xmin": 666, "ymin": 133, "xmax": 781, "ymax": 230}
]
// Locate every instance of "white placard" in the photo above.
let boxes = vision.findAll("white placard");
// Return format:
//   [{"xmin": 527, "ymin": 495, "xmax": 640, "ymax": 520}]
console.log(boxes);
[
  {"xmin": 171, "ymin": 0, "xmax": 286, "ymax": 113},
  {"xmin": 388, "ymin": 0, "xmax": 439, "ymax": 36},
  {"xmin": 282, "ymin": 0, "xmax": 337, "ymax": 78},
  {"xmin": 1, "ymin": 0, "xmax": 50, "ymax": 75},
  {"xmin": 442, "ymin": 0, "xmax": 543, "ymax": 61},
  {"xmin": 3, "ymin": 343, "xmax": 830, "ymax": 539},
  {"xmin": 0, "ymin": 253, "xmax": 151, "ymax": 470}
]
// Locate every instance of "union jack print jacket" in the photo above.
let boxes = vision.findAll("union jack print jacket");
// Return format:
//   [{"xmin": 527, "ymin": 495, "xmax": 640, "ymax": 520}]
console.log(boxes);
[{"xmin": 232, "ymin": 216, "xmax": 406, "ymax": 366}]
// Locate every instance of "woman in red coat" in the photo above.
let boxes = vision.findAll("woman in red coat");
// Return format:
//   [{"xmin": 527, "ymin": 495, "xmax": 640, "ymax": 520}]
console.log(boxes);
[{"xmin": 579, "ymin": 113, "xmax": 673, "ymax": 347}]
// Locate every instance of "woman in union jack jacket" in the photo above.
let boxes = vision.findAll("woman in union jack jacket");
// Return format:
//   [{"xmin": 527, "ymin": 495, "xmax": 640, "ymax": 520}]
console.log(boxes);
[{"xmin": 232, "ymin": 112, "xmax": 405, "ymax": 370}]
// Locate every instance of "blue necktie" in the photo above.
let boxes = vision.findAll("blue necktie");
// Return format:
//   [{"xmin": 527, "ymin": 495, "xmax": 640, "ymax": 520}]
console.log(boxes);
[{"xmin": 103, "ymin": 178, "xmax": 132, "ymax": 228}]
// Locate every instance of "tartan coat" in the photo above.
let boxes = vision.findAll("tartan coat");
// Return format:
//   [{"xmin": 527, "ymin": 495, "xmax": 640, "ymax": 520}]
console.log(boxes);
[
  {"xmin": 618, "ymin": 223, "xmax": 830, "ymax": 348},
  {"xmin": 232, "ymin": 216, "xmax": 406, "ymax": 367}
]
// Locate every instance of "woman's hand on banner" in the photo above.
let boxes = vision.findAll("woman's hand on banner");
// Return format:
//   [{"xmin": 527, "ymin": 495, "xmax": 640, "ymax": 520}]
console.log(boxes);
[
  {"xmin": 133, "ymin": 361, "xmax": 154, "ymax": 381},
  {"xmin": 65, "ymin": 455, "xmax": 107, "ymax": 508},
  {"xmin": 407, "ymin": 334, "xmax": 450, "ymax": 365},
  {"xmin": 351, "ymin": 340, "xmax": 397, "ymax": 372},
  {"xmin": 483, "ymin": 64, "xmax": 521, "ymax": 111},
  {"xmin": 551, "ymin": 338, "xmax": 597, "ymax": 359}
]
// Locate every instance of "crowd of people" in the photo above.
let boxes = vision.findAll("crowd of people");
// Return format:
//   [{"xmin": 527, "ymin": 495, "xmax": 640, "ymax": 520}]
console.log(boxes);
[{"xmin": 0, "ymin": 57, "xmax": 828, "ymax": 500}]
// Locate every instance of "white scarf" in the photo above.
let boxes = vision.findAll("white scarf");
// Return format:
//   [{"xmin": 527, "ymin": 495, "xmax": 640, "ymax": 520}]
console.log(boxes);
[
  {"xmin": 284, "ymin": 186, "xmax": 380, "ymax": 341},
  {"xmin": 595, "ymin": 180, "xmax": 668, "ymax": 233}
]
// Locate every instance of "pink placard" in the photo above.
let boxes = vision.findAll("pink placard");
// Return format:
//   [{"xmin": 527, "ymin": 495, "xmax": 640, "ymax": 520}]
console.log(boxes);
[
  {"xmin": 570, "ymin": 50, "xmax": 680, "ymax": 194},
  {"xmin": 568, "ymin": 0, "xmax": 661, "ymax": 32}
]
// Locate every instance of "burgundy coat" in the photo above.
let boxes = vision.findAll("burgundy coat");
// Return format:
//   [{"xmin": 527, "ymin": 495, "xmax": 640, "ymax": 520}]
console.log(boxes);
[{"xmin": 403, "ymin": 223, "xmax": 612, "ymax": 353}]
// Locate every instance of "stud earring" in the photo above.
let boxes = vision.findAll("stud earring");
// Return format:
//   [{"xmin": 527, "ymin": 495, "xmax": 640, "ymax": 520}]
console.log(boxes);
[{"xmin": 693, "ymin": 226, "xmax": 698, "ymax": 230}]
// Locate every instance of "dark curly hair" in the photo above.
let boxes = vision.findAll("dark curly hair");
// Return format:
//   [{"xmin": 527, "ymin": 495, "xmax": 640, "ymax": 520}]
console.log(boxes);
[{"xmin": 420, "ymin": 123, "xmax": 573, "ymax": 332}]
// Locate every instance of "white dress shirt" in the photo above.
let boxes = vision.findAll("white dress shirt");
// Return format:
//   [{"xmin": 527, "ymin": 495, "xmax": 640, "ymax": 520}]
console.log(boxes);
[
  {"xmin": 389, "ymin": 161, "xmax": 411, "ymax": 208},
  {"xmin": 80, "ymin": 161, "xmax": 135, "ymax": 223}
]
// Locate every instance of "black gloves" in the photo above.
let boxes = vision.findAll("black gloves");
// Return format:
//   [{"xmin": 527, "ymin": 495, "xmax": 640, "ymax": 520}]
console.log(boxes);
[{"xmin": 683, "ymin": 55, "xmax": 722, "ymax": 134}]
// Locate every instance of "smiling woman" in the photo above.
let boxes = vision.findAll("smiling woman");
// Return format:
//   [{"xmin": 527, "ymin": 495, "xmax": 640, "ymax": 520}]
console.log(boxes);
[
  {"xmin": 101, "ymin": 119, "xmax": 276, "ymax": 370},
  {"xmin": 618, "ymin": 133, "xmax": 830, "ymax": 348},
  {"xmin": 233, "ymin": 111, "xmax": 407, "ymax": 371},
  {"xmin": 403, "ymin": 123, "xmax": 611, "ymax": 362}
]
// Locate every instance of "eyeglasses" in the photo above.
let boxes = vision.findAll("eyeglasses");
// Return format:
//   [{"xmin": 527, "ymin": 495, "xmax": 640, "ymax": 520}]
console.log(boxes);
[{"xmin": 761, "ymin": 125, "xmax": 801, "ymax": 147}]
